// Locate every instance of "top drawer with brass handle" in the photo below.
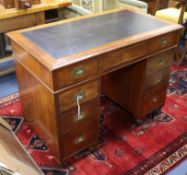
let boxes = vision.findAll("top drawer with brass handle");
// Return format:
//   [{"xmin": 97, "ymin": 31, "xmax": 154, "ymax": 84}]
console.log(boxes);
[
  {"xmin": 58, "ymin": 80, "xmax": 99, "ymax": 113},
  {"xmin": 148, "ymin": 32, "xmax": 178, "ymax": 54},
  {"xmin": 53, "ymin": 58, "xmax": 98, "ymax": 90},
  {"xmin": 146, "ymin": 50, "xmax": 173, "ymax": 74}
]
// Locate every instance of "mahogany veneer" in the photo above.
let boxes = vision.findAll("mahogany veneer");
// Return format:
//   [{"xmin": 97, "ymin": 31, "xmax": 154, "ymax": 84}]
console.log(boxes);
[{"xmin": 8, "ymin": 9, "xmax": 182, "ymax": 163}]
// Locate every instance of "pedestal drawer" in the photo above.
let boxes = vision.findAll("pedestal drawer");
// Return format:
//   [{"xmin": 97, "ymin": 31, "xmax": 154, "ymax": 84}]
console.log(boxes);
[
  {"xmin": 60, "ymin": 99, "xmax": 100, "ymax": 134},
  {"xmin": 53, "ymin": 58, "xmax": 98, "ymax": 90},
  {"xmin": 60, "ymin": 119, "xmax": 98, "ymax": 158},
  {"xmin": 143, "ymin": 89, "xmax": 167, "ymax": 114},
  {"xmin": 146, "ymin": 50, "xmax": 173, "ymax": 74},
  {"xmin": 145, "ymin": 67, "xmax": 171, "ymax": 91},
  {"xmin": 148, "ymin": 32, "xmax": 178, "ymax": 54},
  {"xmin": 58, "ymin": 80, "xmax": 99, "ymax": 113}
]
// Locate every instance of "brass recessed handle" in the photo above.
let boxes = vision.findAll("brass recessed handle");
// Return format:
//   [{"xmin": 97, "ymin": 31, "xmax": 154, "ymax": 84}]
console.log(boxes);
[
  {"xmin": 74, "ymin": 135, "xmax": 85, "ymax": 145},
  {"xmin": 74, "ymin": 112, "xmax": 86, "ymax": 121},
  {"xmin": 152, "ymin": 96, "xmax": 158, "ymax": 103},
  {"xmin": 73, "ymin": 67, "xmax": 85, "ymax": 77},
  {"xmin": 161, "ymin": 38, "xmax": 168, "ymax": 47}
]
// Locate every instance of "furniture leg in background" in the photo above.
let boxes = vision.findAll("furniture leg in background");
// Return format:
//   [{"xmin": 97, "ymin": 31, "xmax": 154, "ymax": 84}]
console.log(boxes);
[
  {"xmin": 0, "ymin": 33, "xmax": 6, "ymax": 58},
  {"xmin": 155, "ymin": 0, "xmax": 187, "ymax": 64},
  {"xmin": 0, "ymin": 118, "xmax": 44, "ymax": 175}
]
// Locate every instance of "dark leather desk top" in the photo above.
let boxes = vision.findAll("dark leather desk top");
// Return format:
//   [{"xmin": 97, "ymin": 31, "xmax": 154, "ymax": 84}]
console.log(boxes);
[{"xmin": 22, "ymin": 10, "xmax": 169, "ymax": 59}]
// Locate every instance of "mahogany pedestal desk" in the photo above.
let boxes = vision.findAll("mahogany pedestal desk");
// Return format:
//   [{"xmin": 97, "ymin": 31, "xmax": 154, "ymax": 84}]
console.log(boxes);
[{"xmin": 8, "ymin": 9, "xmax": 182, "ymax": 163}]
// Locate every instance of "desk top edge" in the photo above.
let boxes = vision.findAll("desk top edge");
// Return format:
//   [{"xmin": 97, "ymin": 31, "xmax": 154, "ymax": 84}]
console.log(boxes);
[{"xmin": 8, "ymin": 8, "xmax": 180, "ymax": 34}]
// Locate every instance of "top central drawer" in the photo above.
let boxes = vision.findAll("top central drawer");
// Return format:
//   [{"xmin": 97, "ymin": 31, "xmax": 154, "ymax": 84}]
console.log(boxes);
[{"xmin": 99, "ymin": 42, "xmax": 148, "ymax": 71}]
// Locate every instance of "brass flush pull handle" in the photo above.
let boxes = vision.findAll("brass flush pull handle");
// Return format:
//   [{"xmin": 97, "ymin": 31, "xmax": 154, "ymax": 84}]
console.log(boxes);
[
  {"xmin": 74, "ymin": 112, "xmax": 86, "ymax": 121},
  {"xmin": 158, "ymin": 59, "xmax": 164, "ymax": 67},
  {"xmin": 152, "ymin": 96, "xmax": 158, "ymax": 103},
  {"xmin": 73, "ymin": 67, "xmax": 85, "ymax": 77},
  {"xmin": 155, "ymin": 75, "xmax": 162, "ymax": 84},
  {"xmin": 161, "ymin": 38, "xmax": 168, "ymax": 47},
  {"xmin": 74, "ymin": 135, "xmax": 85, "ymax": 145}
]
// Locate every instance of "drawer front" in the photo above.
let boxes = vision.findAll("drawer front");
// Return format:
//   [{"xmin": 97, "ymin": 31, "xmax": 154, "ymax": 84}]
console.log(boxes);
[
  {"xmin": 148, "ymin": 32, "xmax": 177, "ymax": 53},
  {"xmin": 0, "ymin": 0, "xmax": 14, "ymax": 8},
  {"xmin": 60, "ymin": 100, "xmax": 100, "ymax": 134},
  {"xmin": 145, "ymin": 67, "xmax": 171, "ymax": 91},
  {"xmin": 143, "ymin": 89, "xmax": 167, "ymax": 114},
  {"xmin": 0, "ymin": 14, "xmax": 37, "ymax": 33},
  {"xmin": 60, "ymin": 119, "xmax": 98, "ymax": 158},
  {"xmin": 100, "ymin": 42, "xmax": 147, "ymax": 71},
  {"xmin": 0, "ymin": 0, "xmax": 40, "ymax": 8},
  {"xmin": 146, "ymin": 51, "xmax": 173, "ymax": 74},
  {"xmin": 53, "ymin": 58, "xmax": 98, "ymax": 90},
  {"xmin": 58, "ymin": 80, "xmax": 99, "ymax": 113}
]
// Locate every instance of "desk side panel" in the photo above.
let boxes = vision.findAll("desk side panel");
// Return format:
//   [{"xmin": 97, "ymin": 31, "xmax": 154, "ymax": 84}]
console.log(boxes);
[
  {"xmin": 12, "ymin": 42, "xmax": 54, "ymax": 90},
  {"xmin": 14, "ymin": 57, "xmax": 60, "ymax": 160}
]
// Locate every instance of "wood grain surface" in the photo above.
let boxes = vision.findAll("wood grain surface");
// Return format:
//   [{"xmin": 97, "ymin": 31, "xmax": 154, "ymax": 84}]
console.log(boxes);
[
  {"xmin": 9, "ymin": 9, "xmax": 183, "ymax": 162},
  {"xmin": 22, "ymin": 10, "xmax": 170, "ymax": 59},
  {"xmin": 0, "ymin": 0, "xmax": 71, "ymax": 19}
]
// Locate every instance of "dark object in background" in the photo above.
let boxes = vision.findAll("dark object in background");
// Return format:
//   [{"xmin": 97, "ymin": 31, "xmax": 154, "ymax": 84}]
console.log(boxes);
[
  {"xmin": 0, "ymin": 118, "xmax": 44, "ymax": 175},
  {"xmin": 0, "ymin": 0, "xmax": 40, "ymax": 9},
  {"xmin": 159, "ymin": 0, "xmax": 169, "ymax": 9},
  {"xmin": 15, "ymin": 0, "xmax": 32, "ymax": 9}
]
